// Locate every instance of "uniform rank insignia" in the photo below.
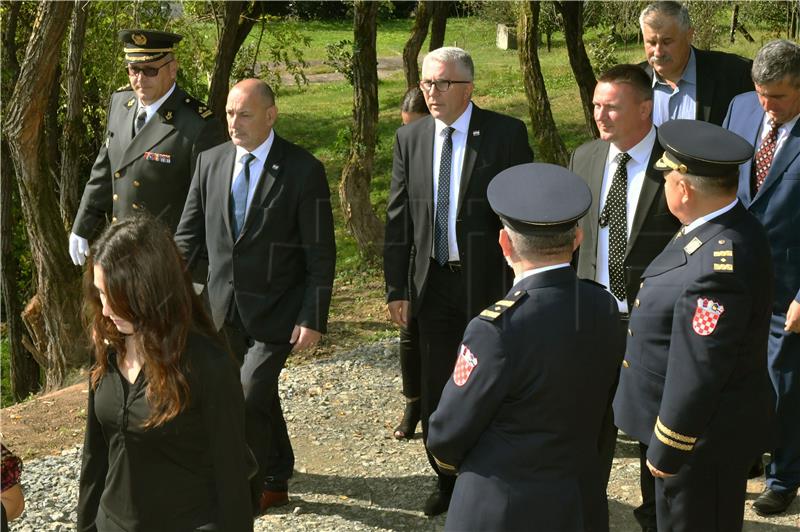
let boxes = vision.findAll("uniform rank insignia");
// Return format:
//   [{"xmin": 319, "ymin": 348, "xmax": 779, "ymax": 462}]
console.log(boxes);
[
  {"xmin": 692, "ymin": 298, "xmax": 725, "ymax": 336},
  {"xmin": 453, "ymin": 344, "xmax": 478, "ymax": 386},
  {"xmin": 143, "ymin": 151, "xmax": 171, "ymax": 164}
]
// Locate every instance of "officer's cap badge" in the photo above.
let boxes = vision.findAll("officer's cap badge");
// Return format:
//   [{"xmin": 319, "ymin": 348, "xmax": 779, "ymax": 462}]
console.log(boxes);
[
  {"xmin": 132, "ymin": 33, "xmax": 147, "ymax": 46},
  {"xmin": 453, "ymin": 344, "xmax": 478, "ymax": 386},
  {"xmin": 692, "ymin": 297, "xmax": 724, "ymax": 336}
]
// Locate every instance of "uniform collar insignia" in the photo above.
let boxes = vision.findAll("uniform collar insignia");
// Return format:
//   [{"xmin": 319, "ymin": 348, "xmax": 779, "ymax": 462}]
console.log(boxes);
[
  {"xmin": 126, "ymin": 98, "xmax": 135, "ymax": 108},
  {"xmin": 164, "ymin": 111, "xmax": 173, "ymax": 121},
  {"xmin": 684, "ymin": 237, "xmax": 703, "ymax": 255}
]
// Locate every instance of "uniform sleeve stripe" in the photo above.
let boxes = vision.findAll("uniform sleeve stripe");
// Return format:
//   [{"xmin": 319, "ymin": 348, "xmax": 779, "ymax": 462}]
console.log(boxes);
[
  {"xmin": 654, "ymin": 427, "xmax": 694, "ymax": 451},
  {"xmin": 433, "ymin": 456, "xmax": 457, "ymax": 472},
  {"xmin": 656, "ymin": 417, "xmax": 697, "ymax": 443}
]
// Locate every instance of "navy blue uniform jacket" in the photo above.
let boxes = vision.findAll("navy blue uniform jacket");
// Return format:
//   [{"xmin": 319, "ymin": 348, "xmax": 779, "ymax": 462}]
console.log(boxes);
[
  {"xmin": 427, "ymin": 267, "xmax": 622, "ymax": 532},
  {"xmin": 614, "ymin": 202, "xmax": 775, "ymax": 473}
]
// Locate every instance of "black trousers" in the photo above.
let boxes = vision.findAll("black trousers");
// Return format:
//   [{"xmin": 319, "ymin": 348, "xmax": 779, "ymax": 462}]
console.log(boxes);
[
  {"xmin": 417, "ymin": 261, "xmax": 469, "ymax": 494},
  {"xmin": 655, "ymin": 458, "xmax": 750, "ymax": 532},
  {"xmin": 635, "ymin": 443, "xmax": 657, "ymax": 532},
  {"xmin": 224, "ymin": 314, "xmax": 294, "ymax": 497},
  {"xmin": 399, "ymin": 316, "xmax": 421, "ymax": 399}
]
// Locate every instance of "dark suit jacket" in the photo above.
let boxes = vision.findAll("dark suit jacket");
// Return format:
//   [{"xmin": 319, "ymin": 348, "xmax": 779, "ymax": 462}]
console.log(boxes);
[
  {"xmin": 383, "ymin": 105, "xmax": 533, "ymax": 318},
  {"xmin": 724, "ymin": 91, "xmax": 800, "ymax": 310},
  {"xmin": 428, "ymin": 269, "xmax": 622, "ymax": 532},
  {"xmin": 570, "ymin": 136, "xmax": 680, "ymax": 310},
  {"xmin": 73, "ymin": 85, "xmax": 227, "ymax": 238},
  {"xmin": 614, "ymin": 204, "xmax": 774, "ymax": 472},
  {"xmin": 174, "ymin": 136, "xmax": 336, "ymax": 343},
  {"xmin": 641, "ymin": 47, "xmax": 753, "ymax": 126}
]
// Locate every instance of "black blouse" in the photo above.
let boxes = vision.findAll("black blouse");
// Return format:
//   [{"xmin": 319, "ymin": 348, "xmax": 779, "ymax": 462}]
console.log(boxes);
[{"xmin": 77, "ymin": 330, "xmax": 253, "ymax": 532}]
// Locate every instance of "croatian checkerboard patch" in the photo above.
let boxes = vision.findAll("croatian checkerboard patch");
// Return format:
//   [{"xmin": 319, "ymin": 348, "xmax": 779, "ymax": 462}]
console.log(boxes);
[
  {"xmin": 453, "ymin": 344, "xmax": 478, "ymax": 386},
  {"xmin": 692, "ymin": 298, "xmax": 725, "ymax": 336}
]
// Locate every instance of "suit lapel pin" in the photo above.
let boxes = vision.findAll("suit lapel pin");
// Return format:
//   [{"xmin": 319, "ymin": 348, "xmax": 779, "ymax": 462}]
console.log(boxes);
[
  {"xmin": 472, "ymin": 130, "xmax": 480, "ymax": 136},
  {"xmin": 272, "ymin": 164, "xmax": 280, "ymax": 171},
  {"xmin": 165, "ymin": 111, "xmax": 173, "ymax": 121}
]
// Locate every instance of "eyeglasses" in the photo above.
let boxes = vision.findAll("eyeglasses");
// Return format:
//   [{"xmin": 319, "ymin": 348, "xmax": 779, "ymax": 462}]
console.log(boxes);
[
  {"xmin": 419, "ymin": 79, "xmax": 471, "ymax": 92},
  {"xmin": 126, "ymin": 59, "xmax": 174, "ymax": 78}
]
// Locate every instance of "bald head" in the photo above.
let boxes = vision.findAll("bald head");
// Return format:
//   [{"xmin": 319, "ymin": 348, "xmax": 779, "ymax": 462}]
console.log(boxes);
[{"xmin": 226, "ymin": 78, "xmax": 277, "ymax": 151}]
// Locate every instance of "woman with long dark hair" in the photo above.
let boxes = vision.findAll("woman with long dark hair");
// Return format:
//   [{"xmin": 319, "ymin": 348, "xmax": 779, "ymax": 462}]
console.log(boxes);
[{"xmin": 77, "ymin": 215, "xmax": 253, "ymax": 531}]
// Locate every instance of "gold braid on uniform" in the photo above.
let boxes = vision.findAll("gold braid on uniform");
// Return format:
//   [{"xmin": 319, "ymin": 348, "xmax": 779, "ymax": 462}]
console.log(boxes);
[
  {"xmin": 433, "ymin": 455, "xmax": 458, "ymax": 474},
  {"xmin": 654, "ymin": 417, "xmax": 697, "ymax": 452},
  {"xmin": 479, "ymin": 289, "xmax": 526, "ymax": 321}
]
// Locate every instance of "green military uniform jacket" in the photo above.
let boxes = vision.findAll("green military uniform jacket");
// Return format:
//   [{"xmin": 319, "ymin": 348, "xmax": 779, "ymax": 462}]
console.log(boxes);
[{"xmin": 72, "ymin": 84, "xmax": 227, "ymax": 239}]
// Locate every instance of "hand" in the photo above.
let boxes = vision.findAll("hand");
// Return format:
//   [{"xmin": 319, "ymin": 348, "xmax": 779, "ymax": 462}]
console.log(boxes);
[
  {"xmin": 646, "ymin": 459, "xmax": 676, "ymax": 478},
  {"xmin": 69, "ymin": 232, "xmax": 89, "ymax": 266},
  {"xmin": 785, "ymin": 300, "xmax": 800, "ymax": 334},
  {"xmin": 290, "ymin": 325, "xmax": 321, "ymax": 352},
  {"xmin": 387, "ymin": 300, "xmax": 410, "ymax": 328}
]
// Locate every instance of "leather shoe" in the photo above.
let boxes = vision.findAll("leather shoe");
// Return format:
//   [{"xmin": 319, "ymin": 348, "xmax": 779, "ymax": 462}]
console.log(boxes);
[
  {"xmin": 753, "ymin": 488, "xmax": 797, "ymax": 516},
  {"xmin": 423, "ymin": 489, "xmax": 451, "ymax": 516},
  {"xmin": 258, "ymin": 489, "xmax": 289, "ymax": 515}
]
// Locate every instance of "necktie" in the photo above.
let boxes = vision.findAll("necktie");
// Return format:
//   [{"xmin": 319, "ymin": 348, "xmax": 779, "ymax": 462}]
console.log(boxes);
[
  {"xmin": 134, "ymin": 108, "xmax": 147, "ymax": 135},
  {"xmin": 231, "ymin": 153, "xmax": 256, "ymax": 238},
  {"xmin": 752, "ymin": 120, "xmax": 782, "ymax": 192},
  {"xmin": 434, "ymin": 127, "xmax": 454, "ymax": 265},
  {"xmin": 600, "ymin": 152, "xmax": 631, "ymax": 302}
]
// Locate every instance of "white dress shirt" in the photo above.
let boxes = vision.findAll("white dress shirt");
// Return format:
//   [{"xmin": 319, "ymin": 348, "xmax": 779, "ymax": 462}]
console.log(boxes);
[
  {"xmin": 596, "ymin": 126, "xmax": 657, "ymax": 313},
  {"xmin": 135, "ymin": 83, "xmax": 176, "ymax": 126},
  {"xmin": 684, "ymin": 198, "xmax": 738, "ymax": 235},
  {"xmin": 513, "ymin": 263, "xmax": 571, "ymax": 286},
  {"xmin": 432, "ymin": 102, "xmax": 474, "ymax": 262},
  {"xmin": 756, "ymin": 112, "xmax": 800, "ymax": 156},
  {"xmin": 231, "ymin": 130, "xmax": 274, "ymax": 215}
]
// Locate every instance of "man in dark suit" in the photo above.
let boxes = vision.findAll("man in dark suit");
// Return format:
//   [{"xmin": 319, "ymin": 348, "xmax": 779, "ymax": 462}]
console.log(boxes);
[
  {"xmin": 638, "ymin": 1, "xmax": 752, "ymax": 126},
  {"xmin": 428, "ymin": 163, "xmax": 622, "ymax": 532},
  {"xmin": 70, "ymin": 29, "xmax": 226, "ymax": 265},
  {"xmin": 174, "ymin": 78, "xmax": 336, "ymax": 514},
  {"xmin": 571, "ymin": 64, "xmax": 680, "ymax": 532},
  {"xmin": 614, "ymin": 120, "xmax": 774, "ymax": 531},
  {"xmin": 723, "ymin": 39, "xmax": 800, "ymax": 516},
  {"xmin": 383, "ymin": 46, "xmax": 533, "ymax": 515}
]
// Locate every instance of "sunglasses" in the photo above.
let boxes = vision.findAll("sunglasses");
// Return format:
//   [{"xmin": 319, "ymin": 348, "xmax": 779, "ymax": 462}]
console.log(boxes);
[{"xmin": 126, "ymin": 59, "xmax": 174, "ymax": 78}]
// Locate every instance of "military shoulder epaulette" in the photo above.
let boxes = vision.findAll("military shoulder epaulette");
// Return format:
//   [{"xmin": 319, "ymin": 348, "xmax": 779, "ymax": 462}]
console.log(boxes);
[
  {"xmin": 182, "ymin": 95, "xmax": 214, "ymax": 119},
  {"xmin": 711, "ymin": 237, "xmax": 734, "ymax": 273},
  {"xmin": 479, "ymin": 289, "xmax": 526, "ymax": 321}
]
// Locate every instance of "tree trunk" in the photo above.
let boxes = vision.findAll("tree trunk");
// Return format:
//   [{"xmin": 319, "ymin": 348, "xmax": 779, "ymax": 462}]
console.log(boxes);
[
  {"xmin": 554, "ymin": 1, "xmax": 599, "ymax": 139},
  {"xmin": 730, "ymin": 4, "xmax": 739, "ymax": 43},
  {"xmin": 402, "ymin": 1, "xmax": 432, "ymax": 88},
  {"xmin": 339, "ymin": 0, "xmax": 383, "ymax": 260},
  {"xmin": 3, "ymin": 0, "xmax": 87, "ymax": 391},
  {"xmin": 518, "ymin": 2, "xmax": 568, "ymax": 166},
  {"xmin": 429, "ymin": 0, "xmax": 449, "ymax": 51},
  {"xmin": 1, "ymin": 140, "xmax": 40, "ymax": 401},
  {"xmin": 60, "ymin": 0, "xmax": 90, "ymax": 228},
  {"xmin": 207, "ymin": 1, "xmax": 262, "ymax": 130}
]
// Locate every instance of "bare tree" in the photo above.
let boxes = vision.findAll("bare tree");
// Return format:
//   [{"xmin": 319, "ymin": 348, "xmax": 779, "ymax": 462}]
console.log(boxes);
[
  {"xmin": 402, "ymin": 0, "xmax": 433, "ymax": 88},
  {"xmin": 518, "ymin": 1, "xmax": 569, "ymax": 166},
  {"xmin": 3, "ymin": 0, "xmax": 86, "ymax": 390},
  {"xmin": 339, "ymin": 0, "xmax": 383, "ymax": 259},
  {"xmin": 60, "ymin": 0, "xmax": 90, "ymax": 228},
  {"xmin": 553, "ymin": 1, "xmax": 599, "ymax": 138}
]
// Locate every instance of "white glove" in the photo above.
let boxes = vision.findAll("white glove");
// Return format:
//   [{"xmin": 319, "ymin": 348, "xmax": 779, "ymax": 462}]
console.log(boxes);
[{"xmin": 69, "ymin": 232, "xmax": 89, "ymax": 266}]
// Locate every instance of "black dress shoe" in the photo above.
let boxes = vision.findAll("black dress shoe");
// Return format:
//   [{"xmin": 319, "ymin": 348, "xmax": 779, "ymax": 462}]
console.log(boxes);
[
  {"xmin": 393, "ymin": 399, "xmax": 421, "ymax": 440},
  {"xmin": 423, "ymin": 489, "xmax": 452, "ymax": 516},
  {"xmin": 753, "ymin": 488, "xmax": 797, "ymax": 516}
]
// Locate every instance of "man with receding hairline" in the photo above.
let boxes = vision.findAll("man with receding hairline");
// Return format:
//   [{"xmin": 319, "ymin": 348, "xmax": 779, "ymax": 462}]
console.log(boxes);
[
  {"xmin": 638, "ymin": 1, "xmax": 752, "ymax": 126},
  {"xmin": 175, "ymin": 78, "xmax": 336, "ymax": 515}
]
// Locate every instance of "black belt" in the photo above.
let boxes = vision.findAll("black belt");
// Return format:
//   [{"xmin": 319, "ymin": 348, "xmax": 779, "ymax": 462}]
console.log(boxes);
[{"xmin": 432, "ymin": 259, "xmax": 462, "ymax": 272}]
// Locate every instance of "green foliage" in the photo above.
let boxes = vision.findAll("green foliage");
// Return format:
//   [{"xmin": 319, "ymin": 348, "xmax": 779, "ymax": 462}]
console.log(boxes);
[
  {"xmin": 246, "ymin": 16, "xmax": 311, "ymax": 91},
  {"xmin": 738, "ymin": 1, "xmax": 792, "ymax": 37},
  {"xmin": 589, "ymin": 33, "xmax": 618, "ymax": 76},
  {"xmin": 686, "ymin": 1, "xmax": 725, "ymax": 51},
  {"xmin": 324, "ymin": 39, "xmax": 355, "ymax": 86},
  {"xmin": 465, "ymin": 0, "xmax": 518, "ymax": 24}
]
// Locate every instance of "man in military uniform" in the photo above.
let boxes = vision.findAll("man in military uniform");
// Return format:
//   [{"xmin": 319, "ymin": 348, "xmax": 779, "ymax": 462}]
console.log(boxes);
[
  {"xmin": 69, "ymin": 29, "xmax": 226, "ymax": 265},
  {"xmin": 427, "ymin": 163, "xmax": 623, "ymax": 531},
  {"xmin": 614, "ymin": 120, "xmax": 775, "ymax": 531}
]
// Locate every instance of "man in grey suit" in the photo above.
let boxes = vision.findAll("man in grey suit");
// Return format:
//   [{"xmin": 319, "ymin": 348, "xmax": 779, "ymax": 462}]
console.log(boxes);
[
  {"xmin": 639, "ymin": 1, "xmax": 753, "ymax": 126},
  {"xmin": 70, "ymin": 29, "xmax": 226, "ymax": 265},
  {"xmin": 723, "ymin": 39, "xmax": 800, "ymax": 517},
  {"xmin": 571, "ymin": 64, "xmax": 680, "ymax": 532},
  {"xmin": 175, "ymin": 79, "xmax": 336, "ymax": 515}
]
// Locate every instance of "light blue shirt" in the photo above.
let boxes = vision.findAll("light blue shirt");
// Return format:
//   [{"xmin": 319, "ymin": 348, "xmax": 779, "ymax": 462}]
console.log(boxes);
[
  {"xmin": 231, "ymin": 130, "xmax": 274, "ymax": 215},
  {"xmin": 652, "ymin": 48, "xmax": 697, "ymax": 126}
]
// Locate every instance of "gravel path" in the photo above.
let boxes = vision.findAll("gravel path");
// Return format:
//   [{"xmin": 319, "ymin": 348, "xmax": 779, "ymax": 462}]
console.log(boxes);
[{"xmin": 11, "ymin": 340, "xmax": 800, "ymax": 531}]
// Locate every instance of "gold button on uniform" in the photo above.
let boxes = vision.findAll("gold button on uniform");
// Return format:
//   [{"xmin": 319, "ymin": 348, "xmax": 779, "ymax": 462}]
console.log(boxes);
[
  {"xmin": 114, "ymin": 171, "xmax": 121, "ymax": 178},
  {"xmin": 622, "ymin": 360, "xmax": 630, "ymax": 368},
  {"xmin": 634, "ymin": 299, "xmax": 640, "ymax": 307},
  {"xmin": 628, "ymin": 328, "xmax": 633, "ymax": 336},
  {"xmin": 640, "ymin": 282, "xmax": 644, "ymax": 289},
  {"xmin": 133, "ymin": 180, "xmax": 140, "ymax": 187},
  {"xmin": 111, "ymin": 217, "xmax": 117, "ymax": 222},
  {"xmin": 113, "ymin": 194, "xmax": 118, "ymax": 201},
  {"xmin": 132, "ymin": 203, "xmax": 140, "ymax": 210}
]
